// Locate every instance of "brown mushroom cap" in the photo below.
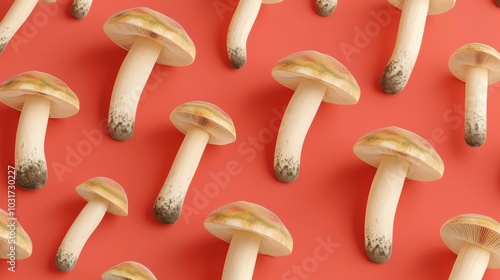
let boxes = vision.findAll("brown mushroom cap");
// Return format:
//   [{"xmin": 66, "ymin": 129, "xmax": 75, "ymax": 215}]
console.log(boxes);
[
  {"xmin": 0, "ymin": 71, "xmax": 80, "ymax": 118},
  {"xmin": 102, "ymin": 261, "xmax": 157, "ymax": 280},
  {"xmin": 440, "ymin": 214, "xmax": 500, "ymax": 268},
  {"xmin": 271, "ymin": 50, "xmax": 360, "ymax": 105},
  {"xmin": 75, "ymin": 177, "xmax": 128, "ymax": 216},
  {"xmin": 353, "ymin": 126, "xmax": 444, "ymax": 181},
  {"xmin": 103, "ymin": 7, "xmax": 196, "ymax": 67},
  {"xmin": 170, "ymin": 101, "xmax": 236, "ymax": 145},
  {"xmin": 0, "ymin": 209, "xmax": 32, "ymax": 260},
  {"xmin": 387, "ymin": 0, "xmax": 455, "ymax": 15},
  {"xmin": 204, "ymin": 201, "xmax": 293, "ymax": 256},
  {"xmin": 449, "ymin": 43, "xmax": 500, "ymax": 84}
]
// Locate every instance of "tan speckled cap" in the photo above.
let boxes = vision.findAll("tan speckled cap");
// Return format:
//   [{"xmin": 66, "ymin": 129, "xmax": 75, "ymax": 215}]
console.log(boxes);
[
  {"xmin": 449, "ymin": 43, "xmax": 500, "ymax": 85},
  {"xmin": 102, "ymin": 261, "xmax": 157, "ymax": 280},
  {"xmin": 76, "ymin": 177, "xmax": 128, "ymax": 216},
  {"xmin": 388, "ymin": 0, "xmax": 455, "ymax": 15},
  {"xmin": 0, "ymin": 209, "xmax": 32, "ymax": 260}
]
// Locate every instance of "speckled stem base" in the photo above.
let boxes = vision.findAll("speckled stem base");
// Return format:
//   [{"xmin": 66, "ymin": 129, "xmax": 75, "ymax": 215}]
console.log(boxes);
[
  {"xmin": 72, "ymin": 0, "xmax": 93, "ymax": 19},
  {"xmin": 316, "ymin": 0, "xmax": 337, "ymax": 16},
  {"xmin": 0, "ymin": 0, "xmax": 38, "ymax": 54},
  {"xmin": 464, "ymin": 66, "xmax": 488, "ymax": 147}
]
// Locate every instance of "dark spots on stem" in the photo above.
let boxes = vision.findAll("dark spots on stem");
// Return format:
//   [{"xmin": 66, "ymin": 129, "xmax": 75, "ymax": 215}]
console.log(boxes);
[
  {"xmin": 316, "ymin": 0, "xmax": 336, "ymax": 17},
  {"xmin": 16, "ymin": 160, "xmax": 47, "ymax": 190},
  {"xmin": 228, "ymin": 47, "xmax": 246, "ymax": 69},
  {"xmin": 154, "ymin": 194, "xmax": 183, "ymax": 224},
  {"xmin": 365, "ymin": 234, "xmax": 392, "ymax": 264},
  {"xmin": 55, "ymin": 251, "xmax": 78, "ymax": 272},
  {"xmin": 381, "ymin": 60, "xmax": 408, "ymax": 94},
  {"xmin": 274, "ymin": 156, "xmax": 300, "ymax": 183},
  {"xmin": 71, "ymin": 3, "xmax": 90, "ymax": 19},
  {"xmin": 108, "ymin": 113, "xmax": 134, "ymax": 141}
]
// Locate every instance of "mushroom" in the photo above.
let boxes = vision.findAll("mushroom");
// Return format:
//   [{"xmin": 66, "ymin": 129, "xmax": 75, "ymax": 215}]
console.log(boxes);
[
  {"xmin": 353, "ymin": 126, "xmax": 444, "ymax": 263},
  {"xmin": 72, "ymin": 0, "xmax": 93, "ymax": 19},
  {"xmin": 380, "ymin": 0, "xmax": 455, "ymax": 94},
  {"xmin": 103, "ymin": 7, "xmax": 196, "ymax": 141},
  {"xmin": 440, "ymin": 214, "xmax": 500, "ymax": 280},
  {"xmin": 227, "ymin": 0, "xmax": 282, "ymax": 69},
  {"xmin": 271, "ymin": 50, "xmax": 360, "ymax": 183},
  {"xmin": 153, "ymin": 101, "xmax": 236, "ymax": 224},
  {"xmin": 102, "ymin": 261, "xmax": 157, "ymax": 280},
  {"xmin": 0, "ymin": 0, "xmax": 55, "ymax": 54},
  {"xmin": 316, "ymin": 0, "xmax": 337, "ymax": 16},
  {"xmin": 0, "ymin": 71, "xmax": 80, "ymax": 189},
  {"xmin": 0, "ymin": 209, "xmax": 32, "ymax": 260},
  {"xmin": 55, "ymin": 177, "xmax": 128, "ymax": 272},
  {"xmin": 204, "ymin": 201, "xmax": 293, "ymax": 280},
  {"xmin": 449, "ymin": 43, "xmax": 500, "ymax": 147}
]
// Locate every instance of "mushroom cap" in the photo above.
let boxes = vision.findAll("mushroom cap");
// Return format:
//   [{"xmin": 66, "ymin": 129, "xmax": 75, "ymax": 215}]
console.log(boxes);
[
  {"xmin": 0, "ymin": 71, "xmax": 80, "ymax": 118},
  {"xmin": 75, "ymin": 177, "xmax": 128, "ymax": 216},
  {"xmin": 0, "ymin": 209, "xmax": 32, "ymax": 260},
  {"xmin": 387, "ymin": 0, "xmax": 455, "ymax": 15},
  {"xmin": 103, "ymin": 7, "xmax": 196, "ymax": 67},
  {"xmin": 102, "ymin": 261, "xmax": 157, "ymax": 280},
  {"xmin": 440, "ymin": 214, "xmax": 500, "ymax": 268},
  {"xmin": 271, "ymin": 50, "xmax": 360, "ymax": 105},
  {"xmin": 204, "ymin": 201, "xmax": 293, "ymax": 257},
  {"xmin": 449, "ymin": 43, "xmax": 500, "ymax": 85},
  {"xmin": 353, "ymin": 126, "xmax": 444, "ymax": 181},
  {"xmin": 170, "ymin": 101, "xmax": 236, "ymax": 145}
]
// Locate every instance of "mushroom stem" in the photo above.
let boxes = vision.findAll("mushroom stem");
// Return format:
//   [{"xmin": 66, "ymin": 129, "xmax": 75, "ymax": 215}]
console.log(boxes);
[
  {"xmin": 316, "ymin": 0, "xmax": 337, "ymax": 16},
  {"xmin": 449, "ymin": 243, "xmax": 491, "ymax": 280},
  {"xmin": 464, "ymin": 66, "xmax": 488, "ymax": 147},
  {"xmin": 365, "ymin": 155, "xmax": 409, "ymax": 263},
  {"xmin": 108, "ymin": 35, "xmax": 163, "ymax": 141},
  {"xmin": 154, "ymin": 126, "xmax": 210, "ymax": 224},
  {"xmin": 72, "ymin": 0, "xmax": 93, "ymax": 19},
  {"xmin": 15, "ymin": 94, "xmax": 51, "ymax": 190},
  {"xmin": 0, "ymin": 0, "xmax": 39, "ymax": 54},
  {"xmin": 56, "ymin": 198, "xmax": 109, "ymax": 272},
  {"xmin": 222, "ymin": 230, "xmax": 262, "ymax": 280},
  {"xmin": 380, "ymin": 0, "xmax": 429, "ymax": 94},
  {"xmin": 274, "ymin": 78, "xmax": 327, "ymax": 183},
  {"xmin": 227, "ymin": 0, "xmax": 262, "ymax": 69}
]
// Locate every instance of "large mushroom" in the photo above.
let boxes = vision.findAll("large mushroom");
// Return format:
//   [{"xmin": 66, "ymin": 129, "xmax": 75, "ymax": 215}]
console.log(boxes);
[
  {"xmin": 353, "ymin": 126, "xmax": 444, "ymax": 263},
  {"xmin": 449, "ymin": 43, "xmax": 500, "ymax": 147},
  {"xmin": 153, "ymin": 101, "xmax": 236, "ymax": 224},
  {"xmin": 102, "ymin": 261, "xmax": 157, "ymax": 280},
  {"xmin": 103, "ymin": 7, "xmax": 196, "ymax": 141},
  {"xmin": 441, "ymin": 214, "xmax": 500, "ymax": 280},
  {"xmin": 380, "ymin": 0, "xmax": 455, "ymax": 94},
  {"xmin": 204, "ymin": 201, "xmax": 293, "ymax": 280},
  {"xmin": 0, "ymin": 209, "xmax": 32, "ymax": 261},
  {"xmin": 271, "ymin": 50, "xmax": 360, "ymax": 183},
  {"xmin": 0, "ymin": 71, "xmax": 80, "ymax": 190}
]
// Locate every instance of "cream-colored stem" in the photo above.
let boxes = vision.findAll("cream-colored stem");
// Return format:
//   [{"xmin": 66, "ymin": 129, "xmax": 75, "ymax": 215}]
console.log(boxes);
[
  {"xmin": 154, "ymin": 127, "xmax": 210, "ymax": 224},
  {"xmin": 0, "ymin": 0, "xmax": 38, "ymax": 54},
  {"xmin": 222, "ymin": 230, "xmax": 262, "ymax": 280},
  {"xmin": 72, "ymin": 0, "xmax": 93, "ymax": 19},
  {"xmin": 316, "ymin": 0, "xmax": 337, "ymax": 16},
  {"xmin": 464, "ymin": 66, "xmax": 488, "ymax": 147},
  {"xmin": 56, "ymin": 198, "xmax": 108, "ymax": 272},
  {"xmin": 365, "ymin": 155, "xmax": 409, "ymax": 263},
  {"xmin": 274, "ymin": 79, "xmax": 327, "ymax": 183},
  {"xmin": 108, "ymin": 36, "xmax": 163, "ymax": 141},
  {"xmin": 449, "ymin": 243, "xmax": 491, "ymax": 280},
  {"xmin": 15, "ymin": 95, "xmax": 51, "ymax": 190},
  {"xmin": 227, "ymin": 0, "xmax": 262, "ymax": 68},
  {"xmin": 381, "ymin": 0, "xmax": 429, "ymax": 94}
]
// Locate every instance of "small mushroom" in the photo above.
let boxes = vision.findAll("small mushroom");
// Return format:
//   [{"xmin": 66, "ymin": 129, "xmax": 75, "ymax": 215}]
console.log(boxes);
[
  {"xmin": 102, "ymin": 261, "xmax": 157, "ymax": 280},
  {"xmin": 380, "ymin": 0, "xmax": 455, "ymax": 94},
  {"xmin": 316, "ymin": 0, "xmax": 337, "ymax": 16},
  {"xmin": 103, "ymin": 7, "xmax": 196, "ymax": 141},
  {"xmin": 449, "ymin": 43, "xmax": 500, "ymax": 147},
  {"xmin": 440, "ymin": 214, "xmax": 500, "ymax": 280},
  {"xmin": 353, "ymin": 126, "xmax": 444, "ymax": 263},
  {"xmin": 72, "ymin": 0, "xmax": 93, "ymax": 19},
  {"xmin": 55, "ymin": 177, "xmax": 128, "ymax": 272},
  {"xmin": 153, "ymin": 101, "xmax": 236, "ymax": 224},
  {"xmin": 0, "ymin": 0, "xmax": 55, "ymax": 54},
  {"xmin": 0, "ymin": 71, "xmax": 80, "ymax": 189},
  {"xmin": 271, "ymin": 50, "xmax": 360, "ymax": 183},
  {"xmin": 204, "ymin": 201, "xmax": 293, "ymax": 280},
  {"xmin": 227, "ymin": 0, "xmax": 282, "ymax": 69},
  {"xmin": 0, "ymin": 209, "xmax": 32, "ymax": 260}
]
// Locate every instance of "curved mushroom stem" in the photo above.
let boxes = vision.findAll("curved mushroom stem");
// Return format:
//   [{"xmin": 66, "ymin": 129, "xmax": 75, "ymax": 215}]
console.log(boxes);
[
  {"xmin": 72, "ymin": 0, "xmax": 93, "ymax": 19},
  {"xmin": 464, "ymin": 66, "xmax": 488, "ymax": 147},
  {"xmin": 222, "ymin": 230, "xmax": 261, "ymax": 280},
  {"xmin": 365, "ymin": 155, "xmax": 409, "ymax": 263},
  {"xmin": 55, "ymin": 198, "xmax": 109, "ymax": 272},
  {"xmin": 380, "ymin": 0, "xmax": 429, "ymax": 94},
  {"xmin": 108, "ymin": 36, "xmax": 163, "ymax": 141},
  {"xmin": 274, "ymin": 79, "xmax": 327, "ymax": 183},
  {"xmin": 154, "ymin": 127, "xmax": 210, "ymax": 224},
  {"xmin": 227, "ymin": 0, "xmax": 262, "ymax": 69},
  {"xmin": 15, "ymin": 95, "xmax": 51, "ymax": 190},
  {"xmin": 316, "ymin": 0, "xmax": 337, "ymax": 17},
  {"xmin": 449, "ymin": 243, "xmax": 491, "ymax": 280},
  {"xmin": 0, "ymin": 0, "xmax": 39, "ymax": 54}
]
